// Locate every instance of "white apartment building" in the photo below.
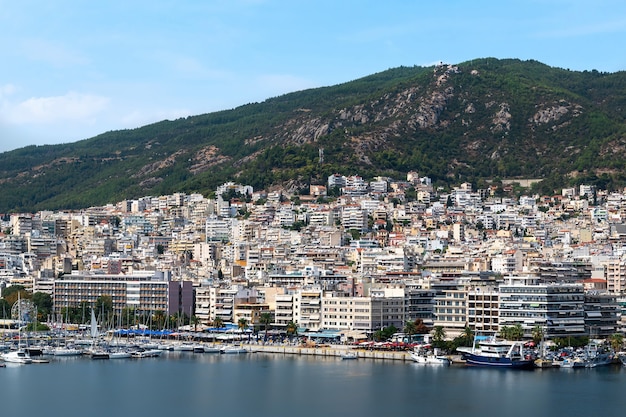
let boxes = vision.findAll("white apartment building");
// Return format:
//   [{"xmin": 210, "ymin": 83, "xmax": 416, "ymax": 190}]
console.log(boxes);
[{"xmin": 499, "ymin": 276, "xmax": 586, "ymax": 339}]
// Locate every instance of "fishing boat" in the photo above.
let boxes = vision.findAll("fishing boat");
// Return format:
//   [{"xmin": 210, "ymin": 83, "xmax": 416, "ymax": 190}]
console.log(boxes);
[{"xmin": 457, "ymin": 334, "xmax": 534, "ymax": 369}]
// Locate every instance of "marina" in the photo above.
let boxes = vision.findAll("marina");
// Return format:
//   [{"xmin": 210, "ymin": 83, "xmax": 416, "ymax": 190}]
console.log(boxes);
[{"xmin": 2, "ymin": 349, "xmax": 626, "ymax": 417}]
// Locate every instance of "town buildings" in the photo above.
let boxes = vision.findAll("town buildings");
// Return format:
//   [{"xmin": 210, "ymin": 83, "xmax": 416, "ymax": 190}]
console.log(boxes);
[{"xmin": 1, "ymin": 174, "xmax": 625, "ymax": 341}]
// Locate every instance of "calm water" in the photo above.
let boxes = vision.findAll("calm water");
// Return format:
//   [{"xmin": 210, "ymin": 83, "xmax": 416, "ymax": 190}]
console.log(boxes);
[{"xmin": 1, "ymin": 352, "xmax": 625, "ymax": 417}]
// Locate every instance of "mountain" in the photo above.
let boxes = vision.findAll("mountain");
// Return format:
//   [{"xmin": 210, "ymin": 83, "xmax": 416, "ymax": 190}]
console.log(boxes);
[{"xmin": 1, "ymin": 58, "xmax": 626, "ymax": 213}]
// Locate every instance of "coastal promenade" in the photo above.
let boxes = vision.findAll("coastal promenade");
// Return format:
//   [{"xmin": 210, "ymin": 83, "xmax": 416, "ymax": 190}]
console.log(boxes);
[{"xmin": 247, "ymin": 343, "xmax": 413, "ymax": 361}]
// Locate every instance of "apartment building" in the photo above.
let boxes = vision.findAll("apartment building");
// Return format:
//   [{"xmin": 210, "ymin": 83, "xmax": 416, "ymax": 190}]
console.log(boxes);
[
  {"xmin": 52, "ymin": 271, "xmax": 193, "ymax": 317},
  {"xmin": 499, "ymin": 276, "xmax": 586, "ymax": 339}
]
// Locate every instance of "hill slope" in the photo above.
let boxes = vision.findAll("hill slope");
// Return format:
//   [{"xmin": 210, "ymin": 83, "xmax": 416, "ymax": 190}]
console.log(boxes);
[{"xmin": 1, "ymin": 58, "xmax": 625, "ymax": 212}]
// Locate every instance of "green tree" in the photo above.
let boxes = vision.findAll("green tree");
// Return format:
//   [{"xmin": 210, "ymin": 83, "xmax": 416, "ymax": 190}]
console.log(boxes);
[
  {"xmin": 286, "ymin": 321, "xmax": 298, "ymax": 338},
  {"xmin": 213, "ymin": 317, "xmax": 224, "ymax": 329},
  {"xmin": 531, "ymin": 325, "xmax": 545, "ymax": 345},
  {"xmin": 404, "ymin": 321, "xmax": 417, "ymax": 341},
  {"xmin": 238, "ymin": 317, "xmax": 249, "ymax": 335},
  {"xmin": 32, "ymin": 292, "xmax": 53, "ymax": 321},
  {"xmin": 190, "ymin": 315, "xmax": 200, "ymax": 332},
  {"xmin": 609, "ymin": 333, "xmax": 624, "ymax": 352},
  {"xmin": 460, "ymin": 326, "xmax": 474, "ymax": 347},
  {"xmin": 259, "ymin": 312, "xmax": 272, "ymax": 341},
  {"xmin": 431, "ymin": 325, "xmax": 446, "ymax": 348},
  {"xmin": 95, "ymin": 295, "xmax": 113, "ymax": 318}
]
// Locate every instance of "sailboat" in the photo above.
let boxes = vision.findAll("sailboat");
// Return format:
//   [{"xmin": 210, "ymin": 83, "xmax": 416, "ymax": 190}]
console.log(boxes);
[
  {"xmin": 1, "ymin": 294, "xmax": 32, "ymax": 364},
  {"xmin": 88, "ymin": 308, "xmax": 109, "ymax": 360}
]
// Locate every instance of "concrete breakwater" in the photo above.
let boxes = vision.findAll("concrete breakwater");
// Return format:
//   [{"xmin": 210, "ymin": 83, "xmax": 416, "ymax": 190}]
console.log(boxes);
[{"xmin": 248, "ymin": 344, "xmax": 411, "ymax": 361}]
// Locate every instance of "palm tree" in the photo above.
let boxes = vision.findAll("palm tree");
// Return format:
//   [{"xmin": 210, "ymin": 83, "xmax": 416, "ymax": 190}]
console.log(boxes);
[
  {"xmin": 190, "ymin": 315, "xmax": 200, "ymax": 332},
  {"xmin": 531, "ymin": 325, "xmax": 544, "ymax": 345},
  {"xmin": 259, "ymin": 312, "xmax": 272, "ymax": 341},
  {"xmin": 609, "ymin": 333, "xmax": 624, "ymax": 352},
  {"xmin": 212, "ymin": 317, "xmax": 224, "ymax": 330},
  {"xmin": 461, "ymin": 325, "xmax": 474, "ymax": 347},
  {"xmin": 404, "ymin": 321, "xmax": 417, "ymax": 342},
  {"xmin": 286, "ymin": 321, "xmax": 298, "ymax": 339},
  {"xmin": 431, "ymin": 325, "xmax": 446, "ymax": 348},
  {"xmin": 238, "ymin": 317, "xmax": 249, "ymax": 337}
]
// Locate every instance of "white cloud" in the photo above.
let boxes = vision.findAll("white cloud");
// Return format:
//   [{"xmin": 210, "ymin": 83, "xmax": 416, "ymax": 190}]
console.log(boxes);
[
  {"xmin": 0, "ymin": 84, "xmax": 18, "ymax": 98},
  {"xmin": 7, "ymin": 92, "xmax": 110, "ymax": 124}
]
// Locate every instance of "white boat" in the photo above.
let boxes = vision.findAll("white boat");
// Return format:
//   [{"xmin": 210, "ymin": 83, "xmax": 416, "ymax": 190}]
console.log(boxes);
[
  {"xmin": 1, "ymin": 294, "xmax": 32, "ymax": 364},
  {"xmin": 340, "ymin": 351, "xmax": 358, "ymax": 360},
  {"xmin": 173, "ymin": 342, "xmax": 195, "ymax": 352},
  {"xmin": 131, "ymin": 349, "xmax": 163, "ymax": 358},
  {"xmin": 51, "ymin": 346, "xmax": 83, "ymax": 356},
  {"xmin": 409, "ymin": 349, "xmax": 450, "ymax": 365},
  {"xmin": 108, "ymin": 350, "xmax": 132, "ymax": 359},
  {"xmin": 220, "ymin": 345, "xmax": 248, "ymax": 354},
  {"xmin": 1, "ymin": 349, "xmax": 33, "ymax": 364},
  {"xmin": 616, "ymin": 352, "xmax": 626, "ymax": 366},
  {"xmin": 201, "ymin": 345, "xmax": 221, "ymax": 353}
]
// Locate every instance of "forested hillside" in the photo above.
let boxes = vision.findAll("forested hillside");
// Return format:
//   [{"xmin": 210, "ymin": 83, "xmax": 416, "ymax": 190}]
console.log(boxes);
[{"xmin": 1, "ymin": 58, "xmax": 625, "ymax": 212}]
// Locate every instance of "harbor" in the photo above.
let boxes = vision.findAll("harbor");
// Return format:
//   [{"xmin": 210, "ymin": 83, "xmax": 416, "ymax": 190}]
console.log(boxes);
[{"xmin": 3, "ymin": 348, "xmax": 626, "ymax": 417}]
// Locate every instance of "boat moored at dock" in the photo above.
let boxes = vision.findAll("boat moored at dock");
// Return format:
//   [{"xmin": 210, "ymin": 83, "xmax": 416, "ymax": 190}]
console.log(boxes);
[{"xmin": 456, "ymin": 335, "xmax": 535, "ymax": 369}]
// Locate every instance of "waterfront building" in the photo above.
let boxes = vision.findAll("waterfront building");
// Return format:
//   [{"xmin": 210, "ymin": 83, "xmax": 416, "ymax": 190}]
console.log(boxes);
[
  {"xmin": 296, "ymin": 289, "xmax": 323, "ymax": 331},
  {"xmin": 583, "ymin": 292, "xmax": 619, "ymax": 338},
  {"xmin": 498, "ymin": 276, "xmax": 586, "ymax": 339},
  {"xmin": 52, "ymin": 270, "xmax": 193, "ymax": 317},
  {"xmin": 467, "ymin": 285, "xmax": 500, "ymax": 334},
  {"xmin": 432, "ymin": 280, "xmax": 468, "ymax": 338}
]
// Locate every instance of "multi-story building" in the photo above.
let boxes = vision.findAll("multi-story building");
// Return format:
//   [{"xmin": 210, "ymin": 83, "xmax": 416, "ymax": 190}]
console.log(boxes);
[
  {"xmin": 52, "ymin": 271, "xmax": 193, "ymax": 317},
  {"xmin": 498, "ymin": 276, "xmax": 586, "ymax": 339},
  {"xmin": 295, "ymin": 289, "xmax": 323, "ymax": 331},
  {"xmin": 432, "ymin": 280, "xmax": 468, "ymax": 338},
  {"xmin": 584, "ymin": 292, "xmax": 620, "ymax": 338},
  {"xmin": 466, "ymin": 285, "xmax": 499, "ymax": 333}
]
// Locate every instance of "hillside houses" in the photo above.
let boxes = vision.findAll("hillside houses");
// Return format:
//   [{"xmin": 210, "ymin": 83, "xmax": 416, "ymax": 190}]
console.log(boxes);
[{"xmin": 1, "ymin": 174, "xmax": 626, "ymax": 341}]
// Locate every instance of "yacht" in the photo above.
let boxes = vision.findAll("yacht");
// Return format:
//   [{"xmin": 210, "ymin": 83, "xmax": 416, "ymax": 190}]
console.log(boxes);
[{"xmin": 1, "ymin": 348, "xmax": 33, "ymax": 364}]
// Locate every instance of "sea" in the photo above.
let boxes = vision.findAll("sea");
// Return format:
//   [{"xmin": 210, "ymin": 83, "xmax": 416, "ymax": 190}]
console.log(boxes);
[{"xmin": 1, "ymin": 351, "xmax": 625, "ymax": 417}]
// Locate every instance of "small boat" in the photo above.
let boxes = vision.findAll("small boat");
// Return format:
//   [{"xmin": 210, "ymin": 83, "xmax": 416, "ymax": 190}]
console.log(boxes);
[
  {"xmin": 173, "ymin": 343, "xmax": 195, "ymax": 352},
  {"xmin": 131, "ymin": 349, "xmax": 163, "ymax": 358},
  {"xmin": 201, "ymin": 345, "xmax": 221, "ymax": 353},
  {"xmin": 51, "ymin": 346, "xmax": 83, "ymax": 356},
  {"xmin": 560, "ymin": 357, "xmax": 586, "ymax": 368},
  {"xmin": 108, "ymin": 350, "xmax": 132, "ymax": 359},
  {"xmin": 89, "ymin": 349, "xmax": 110, "ymax": 360},
  {"xmin": 456, "ymin": 334, "xmax": 535, "ymax": 369},
  {"xmin": 220, "ymin": 345, "xmax": 248, "ymax": 354},
  {"xmin": 409, "ymin": 349, "xmax": 450, "ymax": 365},
  {"xmin": 341, "ymin": 351, "xmax": 358, "ymax": 360}
]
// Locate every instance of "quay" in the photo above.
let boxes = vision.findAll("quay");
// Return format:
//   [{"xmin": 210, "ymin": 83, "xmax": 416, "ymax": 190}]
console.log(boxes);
[{"xmin": 248, "ymin": 344, "xmax": 413, "ymax": 361}]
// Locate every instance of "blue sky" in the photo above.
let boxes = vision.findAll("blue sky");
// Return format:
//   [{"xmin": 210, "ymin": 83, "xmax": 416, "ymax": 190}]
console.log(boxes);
[{"xmin": 1, "ymin": 0, "xmax": 625, "ymax": 153}]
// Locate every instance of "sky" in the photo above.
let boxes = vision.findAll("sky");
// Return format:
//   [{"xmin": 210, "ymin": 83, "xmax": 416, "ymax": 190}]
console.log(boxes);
[{"xmin": 1, "ymin": 0, "xmax": 626, "ymax": 153}]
